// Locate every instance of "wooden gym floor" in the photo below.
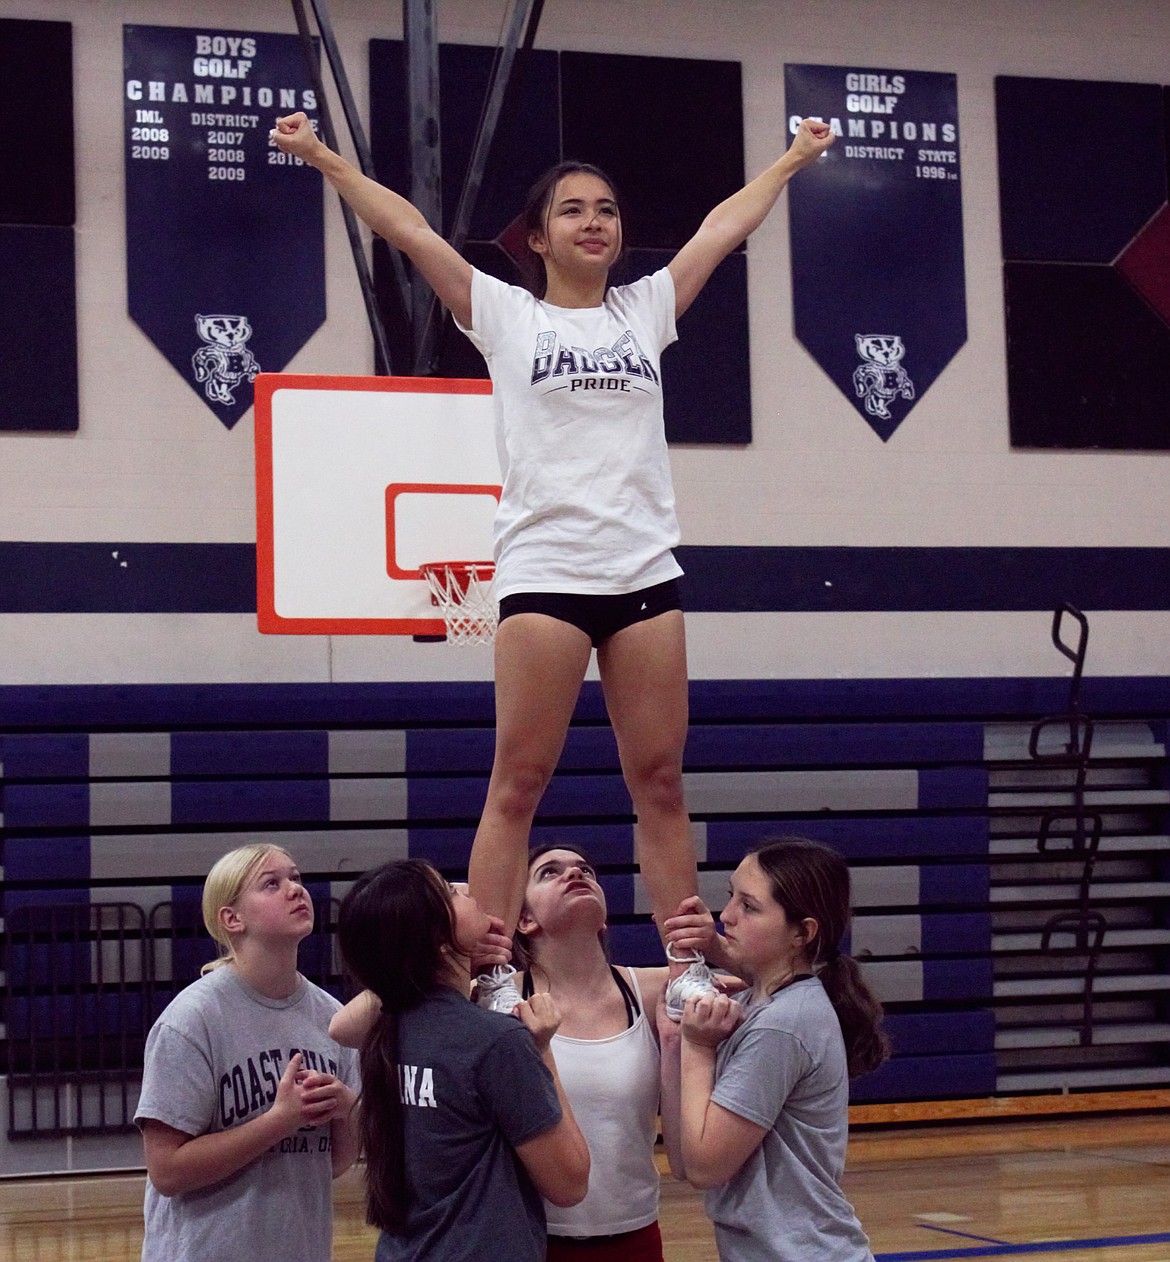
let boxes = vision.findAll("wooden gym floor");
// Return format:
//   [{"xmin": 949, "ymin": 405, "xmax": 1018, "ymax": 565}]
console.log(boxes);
[{"xmin": 1, "ymin": 1113, "xmax": 1167, "ymax": 1261}]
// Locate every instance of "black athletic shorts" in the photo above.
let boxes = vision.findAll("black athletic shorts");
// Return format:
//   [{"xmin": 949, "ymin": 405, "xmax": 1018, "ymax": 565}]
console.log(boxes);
[{"xmin": 497, "ymin": 578, "xmax": 682, "ymax": 647}]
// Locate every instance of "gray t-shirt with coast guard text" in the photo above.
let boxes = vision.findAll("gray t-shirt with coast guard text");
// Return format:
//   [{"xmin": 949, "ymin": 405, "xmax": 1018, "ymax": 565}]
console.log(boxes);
[{"xmin": 135, "ymin": 965, "xmax": 359, "ymax": 1262}]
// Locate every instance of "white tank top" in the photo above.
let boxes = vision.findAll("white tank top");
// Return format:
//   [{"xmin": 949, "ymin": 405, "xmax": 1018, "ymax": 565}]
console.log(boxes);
[{"xmin": 542, "ymin": 968, "xmax": 662, "ymax": 1238}]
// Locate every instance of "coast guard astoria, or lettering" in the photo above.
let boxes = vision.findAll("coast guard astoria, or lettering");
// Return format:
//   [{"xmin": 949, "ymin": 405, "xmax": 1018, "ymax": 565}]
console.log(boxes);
[
  {"xmin": 218, "ymin": 1045, "xmax": 339, "ymax": 1127},
  {"xmin": 531, "ymin": 329, "xmax": 659, "ymax": 394}
]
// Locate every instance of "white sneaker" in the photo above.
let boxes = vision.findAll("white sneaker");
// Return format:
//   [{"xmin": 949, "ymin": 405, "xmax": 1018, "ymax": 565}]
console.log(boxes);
[
  {"xmin": 664, "ymin": 947, "xmax": 718, "ymax": 1021},
  {"xmin": 475, "ymin": 964, "xmax": 522, "ymax": 1015}
]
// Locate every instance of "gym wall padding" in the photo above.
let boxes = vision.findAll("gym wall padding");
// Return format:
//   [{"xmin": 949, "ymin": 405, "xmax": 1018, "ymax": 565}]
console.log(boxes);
[
  {"xmin": 997, "ymin": 75, "xmax": 1170, "ymax": 450},
  {"xmin": 368, "ymin": 38, "xmax": 750, "ymax": 442},
  {"xmin": 0, "ymin": 18, "xmax": 77, "ymax": 432}
]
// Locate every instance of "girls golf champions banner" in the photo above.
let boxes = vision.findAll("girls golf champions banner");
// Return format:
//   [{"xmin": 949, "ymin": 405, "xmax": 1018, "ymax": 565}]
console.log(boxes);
[
  {"xmin": 124, "ymin": 25, "xmax": 325, "ymax": 429},
  {"xmin": 785, "ymin": 64, "xmax": 966, "ymax": 441}
]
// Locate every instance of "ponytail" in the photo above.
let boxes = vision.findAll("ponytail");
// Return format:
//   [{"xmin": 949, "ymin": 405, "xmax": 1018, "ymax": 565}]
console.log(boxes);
[
  {"xmin": 751, "ymin": 838, "xmax": 890, "ymax": 1080},
  {"xmin": 357, "ymin": 1010, "xmax": 407, "ymax": 1231},
  {"xmin": 337, "ymin": 859, "xmax": 461, "ymax": 1233},
  {"xmin": 816, "ymin": 953, "xmax": 890, "ymax": 1079}
]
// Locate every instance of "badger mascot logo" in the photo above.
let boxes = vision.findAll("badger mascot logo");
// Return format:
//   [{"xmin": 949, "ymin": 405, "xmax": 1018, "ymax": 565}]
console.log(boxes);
[
  {"xmin": 192, "ymin": 314, "xmax": 261, "ymax": 406},
  {"xmin": 852, "ymin": 334, "xmax": 915, "ymax": 421}
]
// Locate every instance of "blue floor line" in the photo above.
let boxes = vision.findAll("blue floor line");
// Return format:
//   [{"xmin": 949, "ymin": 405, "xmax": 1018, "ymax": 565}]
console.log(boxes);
[
  {"xmin": 919, "ymin": 1226, "xmax": 1012, "ymax": 1246},
  {"xmin": 875, "ymin": 1230, "xmax": 1170, "ymax": 1261}
]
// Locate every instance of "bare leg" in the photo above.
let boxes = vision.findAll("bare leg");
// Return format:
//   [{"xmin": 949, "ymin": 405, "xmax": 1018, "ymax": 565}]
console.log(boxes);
[
  {"xmin": 468, "ymin": 613, "xmax": 593, "ymax": 936},
  {"xmin": 596, "ymin": 609, "xmax": 696, "ymax": 948}
]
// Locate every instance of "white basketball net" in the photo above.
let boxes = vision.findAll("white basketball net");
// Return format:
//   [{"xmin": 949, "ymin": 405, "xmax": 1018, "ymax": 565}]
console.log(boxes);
[{"xmin": 421, "ymin": 563, "xmax": 498, "ymax": 646}]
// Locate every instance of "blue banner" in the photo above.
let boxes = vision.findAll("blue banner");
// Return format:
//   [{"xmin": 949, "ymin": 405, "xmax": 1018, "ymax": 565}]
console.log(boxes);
[
  {"xmin": 124, "ymin": 25, "xmax": 324, "ymax": 429},
  {"xmin": 785, "ymin": 65, "xmax": 966, "ymax": 441}
]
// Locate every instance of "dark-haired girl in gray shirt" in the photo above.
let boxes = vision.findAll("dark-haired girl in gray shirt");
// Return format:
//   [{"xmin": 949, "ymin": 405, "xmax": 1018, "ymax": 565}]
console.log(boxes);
[{"xmin": 661, "ymin": 839, "xmax": 890, "ymax": 1262}]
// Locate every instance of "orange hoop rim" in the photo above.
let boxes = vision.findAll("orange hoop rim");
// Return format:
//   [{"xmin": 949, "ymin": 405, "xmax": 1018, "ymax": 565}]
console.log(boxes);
[{"xmin": 417, "ymin": 560, "xmax": 496, "ymax": 580}]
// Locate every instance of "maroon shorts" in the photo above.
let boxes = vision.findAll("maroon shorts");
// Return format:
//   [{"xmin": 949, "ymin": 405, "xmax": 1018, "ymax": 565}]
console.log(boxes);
[{"xmin": 546, "ymin": 1221, "xmax": 664, "ymax": 1262}]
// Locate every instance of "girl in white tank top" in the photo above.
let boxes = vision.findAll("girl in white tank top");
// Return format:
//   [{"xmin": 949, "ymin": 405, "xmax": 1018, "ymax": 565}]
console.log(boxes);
[{"xmin": 513, "ymin": 845, "xmax": 679, "ymax": 1262}]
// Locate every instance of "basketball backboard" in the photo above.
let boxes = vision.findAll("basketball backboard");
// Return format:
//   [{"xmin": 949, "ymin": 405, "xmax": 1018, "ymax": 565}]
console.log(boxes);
[{"xmin": 254, "ymin": 374, "xmax": 501, "ymax": 634}]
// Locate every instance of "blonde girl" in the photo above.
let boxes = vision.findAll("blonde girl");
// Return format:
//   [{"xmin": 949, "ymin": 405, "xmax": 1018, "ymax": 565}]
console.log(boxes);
[{"xmin": 135, "ymin": 844, "xmax": 360, "ymax": 1262}]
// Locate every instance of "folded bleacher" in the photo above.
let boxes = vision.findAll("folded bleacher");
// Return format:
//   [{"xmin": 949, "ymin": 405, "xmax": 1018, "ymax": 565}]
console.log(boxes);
[{"xmin": 2, "ymin": 677, "xmax": 1167, "ymax": 1165}]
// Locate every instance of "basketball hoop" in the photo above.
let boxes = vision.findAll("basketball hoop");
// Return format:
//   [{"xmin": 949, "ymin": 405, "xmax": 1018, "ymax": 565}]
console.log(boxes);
[{"xmin": 419, "ymin": 561, "xmax": 498, "ymax": 645}]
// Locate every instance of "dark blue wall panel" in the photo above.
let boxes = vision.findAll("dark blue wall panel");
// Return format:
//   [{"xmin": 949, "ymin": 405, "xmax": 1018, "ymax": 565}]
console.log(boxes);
[
  {"xmin": 707, "ymin": 817, "xmax": 990, "ymax": 863},
  {"xmin": 0, "ymin": 225, "xmax": 78, "ymax": 431},
  {"xmin": 3, "ymin": 834, "xmax": 90, "ymax": 881},
  {"xmin": 997, "ymin": 76, "xmax": 1165, "ymax": 264},
  {"xmin": 3, "ymin": 544, "xmax": 1170, "ymax": 614},
  {"xmin": 171, "ymin": 779, "xmax": 330, "ymax": 826},
  {"xmin": 1, "ymin": 735, "xmax": 88, "ymax": 778},
  {"xmin": 882, "ymin": 1010, "xmax": 996, "ymax": 1055},
  {"xmin": 998, "ymin": 74, "xmax": 1170, "ymax": 449},
  {"xmin": 172, "ymin": 731, "xmax": 328, "ymax": 777},
  {"xmin": 850, "ymin": 1052, "xmax": 997, "ymax": 1101},
  {"xmin": 0, "ymin": 19, "xmax": 74, "ymax": 226},
  {"xmin": 4, "ymin": 784, "xmax": 89, "ymax": 829},
  {"xmin": 2, "ymin": 678, "xmax": 1167, "ymax": 730}
]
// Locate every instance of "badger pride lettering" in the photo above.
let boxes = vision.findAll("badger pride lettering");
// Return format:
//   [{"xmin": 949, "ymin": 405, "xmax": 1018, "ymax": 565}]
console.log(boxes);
[{"xmin": 530, "ymin": 329, "xmax": 660, "ymax": 387}]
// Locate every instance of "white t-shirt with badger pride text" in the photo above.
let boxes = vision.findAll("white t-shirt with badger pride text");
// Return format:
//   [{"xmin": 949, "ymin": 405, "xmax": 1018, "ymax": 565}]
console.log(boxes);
[{"xmin": 456, "ymin": 267, "xmax": 684, "ymax": 600}]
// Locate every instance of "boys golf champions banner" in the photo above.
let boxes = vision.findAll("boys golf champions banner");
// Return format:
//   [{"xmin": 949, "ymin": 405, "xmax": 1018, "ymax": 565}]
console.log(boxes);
[
  {"xmin": 124, "ymin": 25, "xmax": 325, "ymax": 429},
  {"xmin": 785, "ymin": 64, "xmax": 966, "ymax": 441}
]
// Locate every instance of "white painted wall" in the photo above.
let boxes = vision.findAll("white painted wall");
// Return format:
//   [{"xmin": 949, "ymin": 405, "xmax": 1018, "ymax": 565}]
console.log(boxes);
[{"xmin": 1, "ymin": 0, "xmax": 1167, "ymax": 683}]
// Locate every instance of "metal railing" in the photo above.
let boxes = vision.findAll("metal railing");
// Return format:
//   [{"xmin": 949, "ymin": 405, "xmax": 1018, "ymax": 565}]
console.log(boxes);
[{"xmin": 4, "ymin": 898, "xmax": 343, "ymax": 1140}]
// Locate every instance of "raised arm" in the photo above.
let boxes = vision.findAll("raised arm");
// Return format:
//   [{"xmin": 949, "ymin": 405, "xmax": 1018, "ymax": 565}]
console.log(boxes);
[
  {"xmin": 272, "ymin": 112, "xmax": 473, "ymax": 328},
  {"xmin": 668, "ymin": 118, "xmax": 834, "ymax": 320}
]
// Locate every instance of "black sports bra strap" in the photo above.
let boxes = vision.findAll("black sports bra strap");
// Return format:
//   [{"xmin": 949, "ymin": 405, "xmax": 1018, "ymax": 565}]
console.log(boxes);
[
  {"xmin": 520, "ymin": 967, "xmax": 640, "ymax": 1027},
  {"xmin": 612, "ymin": 966, "xmax": 639, "ymax": 1027}
]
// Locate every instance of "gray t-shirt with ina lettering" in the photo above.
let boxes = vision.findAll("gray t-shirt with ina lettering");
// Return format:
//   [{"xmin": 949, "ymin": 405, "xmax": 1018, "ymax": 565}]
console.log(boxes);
[
  {"xmin": 705, "ymin": 977, "xmax": 873, "ymax": 1262},
  {"xmin": 374, "ymin": 986, "xmax": 562, "ymax": 1262},
  {"xmin": 135, "ymin": 965, "xmax": 360, "ymax": 1262}
]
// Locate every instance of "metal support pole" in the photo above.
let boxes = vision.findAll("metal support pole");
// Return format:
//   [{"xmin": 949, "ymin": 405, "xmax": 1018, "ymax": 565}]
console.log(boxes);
[
  {"xmin": 404, "ymin": 0, "xmax": 443, "ymax": 362},
  {"xmin": 411, "ymin": 0, "xmax": 538, "ymax": 374},
  {"xmin": 289, "ymin": 0, "xmax": 401, "ymax": 374},
  {"xmin": 449, "ymin": 0, "xmax": 541, "ymax": 255},
  {"xmin": 307, "ymin": 0, "xmax": 374, "ymax": 173},
  {"xmin": 309, "ymin": 0, "xmax": 413, "ymax": 325}
]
